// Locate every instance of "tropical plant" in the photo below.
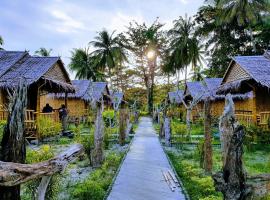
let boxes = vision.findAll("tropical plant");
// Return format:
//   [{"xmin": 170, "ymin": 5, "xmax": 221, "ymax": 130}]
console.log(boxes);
[
  {"xmin": 217, "ymin": 0, "xmax": 270, "ymax": 52},
  {"xmin": 125, "ymin": 20, "xmax": 165, "ymax": 114},
  {"xmin": 69, "ymin": 48, "xmax": 103, "ymax": 81},
  {"xmin": 35, "ymin": 47, "xmax": 52, "ymax": 56},
  {"xmin": 167, "ymin": 15, "xmax": 204, "ymax": 84},
  {"xmin": 0, "ymin": 36, "xmax": 4, "ymax": 50},
  {"xmin": 89, "ymin": 30, "xmax": 127, "ymax": 86}
]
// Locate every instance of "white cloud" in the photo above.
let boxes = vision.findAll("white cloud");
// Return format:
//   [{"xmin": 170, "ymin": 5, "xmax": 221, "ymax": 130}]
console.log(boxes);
[{"xmin": 46, "ymin": 9, "xmax": 87, "ymax": 33}]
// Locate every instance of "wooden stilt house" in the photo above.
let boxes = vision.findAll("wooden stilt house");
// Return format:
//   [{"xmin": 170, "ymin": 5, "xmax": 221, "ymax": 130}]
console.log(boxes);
[
  {"xmin": 0, "ymin": 50, "xmax": 74, "ymax": 138},
  {"xmin": 41, "ymin": 80, "xmax": 110, "ymax": 121},
  {"xmin": 219, "ymin": 51, "xmax": 270, "ymax": 127}
]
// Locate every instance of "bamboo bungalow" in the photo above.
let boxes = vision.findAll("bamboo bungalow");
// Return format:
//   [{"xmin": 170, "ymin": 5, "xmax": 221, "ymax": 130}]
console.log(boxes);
[
  {"xmin": 184, "ymin": 78, "xmax": 252, "ymax": 122},
  {"xmin": 0, "ymin": 50, "xmax": 74, "ymax": 138},
  {"xmin": 167, "ymin": 90, "xmax": 185, "ymax": 119},
  {"xmin": 219, "ymin": 51, "xmax": 270, "ymax": 127},
  {"xmin": 184, "ymin": 81, "xmax": 206, "ymax": 121},
  {"xmin": 41, "ymin": 80, "xmax": 110, "ymax": 120}
]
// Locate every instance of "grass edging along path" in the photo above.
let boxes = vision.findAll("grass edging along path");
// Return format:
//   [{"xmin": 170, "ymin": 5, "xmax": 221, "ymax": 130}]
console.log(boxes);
[
  {"xmin": 160, "ymin": 141, "xmax": 190, "ymax": 200},
  {"xmin": 104, "ymin": 130, "xmax": 136, "ymax": 200}
]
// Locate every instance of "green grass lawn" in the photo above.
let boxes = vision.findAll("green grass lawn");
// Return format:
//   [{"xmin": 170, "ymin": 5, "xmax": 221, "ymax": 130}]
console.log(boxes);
[{"xmin": 166, "ymin": 144, "xmax": 270, "ymax": 200}]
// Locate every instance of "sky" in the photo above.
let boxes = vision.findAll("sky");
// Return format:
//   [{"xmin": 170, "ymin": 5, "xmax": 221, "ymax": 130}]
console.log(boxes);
[{"xmin": 0, "ymin": 0, "xmax": 205, "ymax": 79}]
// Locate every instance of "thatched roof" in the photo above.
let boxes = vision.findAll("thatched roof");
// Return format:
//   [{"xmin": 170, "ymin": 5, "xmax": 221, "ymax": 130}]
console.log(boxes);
[
  {"xmin": 168, "ymin": 90, "xmax": 184, "ymax": 104},
  {"xmin": 0, "ymin": 50, "xmax": 74, "ymax": 92},
  {"xmin": 185, "ymin": 81, "xmax": 206, "ymax": 100},
  {"xmin": 52, "ymin": 80, "xmax": 110, "ymax": 102},
  {"xmin": 185, "ymin": 78, "xmax": 252, "ymax": 102},
  {"xmin": 219, "ymin": 52, "xmax": 270, "ymax": 93},
  {"xmin": 112, "ymin": 92, "xmax": 127, "ymax": 110}
]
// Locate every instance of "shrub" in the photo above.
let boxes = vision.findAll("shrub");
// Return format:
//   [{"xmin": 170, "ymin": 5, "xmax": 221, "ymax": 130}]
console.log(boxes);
[
  {"xmin": 71, "ymin": 151, "xmax": 124, "ymax": 199},
  {"xmin": 79, "ymin": 134, "xmax": 94, "ymax": 162},
  {"xmin": 37, "ymin": 117, "xmax": 61, "ymax": 139},
  {"xmin": 103, "ymin": 110, "xmax": 116, "ymax": 127},
  {"xmin": 0, "ymin": 120, "xmax": 6, "ymax": 143},
  {"xmin": 23, "ymin": 145, "xmax": 60, "ymax": 200},
  {"xmin": 71, "ymin": 180, "xmax": 105, "ymax": 200}
]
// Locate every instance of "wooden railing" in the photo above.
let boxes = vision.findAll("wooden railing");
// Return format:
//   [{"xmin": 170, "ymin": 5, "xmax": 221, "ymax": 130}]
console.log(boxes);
[
  {"xmin": 258, "ymin": 112, "xmax": 270, "ymax": 129},
  {"xmin": 0, "ymin": 110, "xmax": 8, "ymax": 121},
  {"xmin": 235, "ymin": 113, "xmax": 254, "ymax": 127},
  {"xmin": 38, "ymin": 110, "xmax": 60, "ymax": 122}
]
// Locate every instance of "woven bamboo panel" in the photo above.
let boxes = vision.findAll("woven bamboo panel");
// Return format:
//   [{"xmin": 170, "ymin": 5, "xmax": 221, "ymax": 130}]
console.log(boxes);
[
  {"xmin": 44, "ymin": 63, "xmax": 68, "ymax": 83},
  {"xmin": 211, "ymin": 100, "xmax": 225, "ymax": 117},
  {"xmin": 255, "ymin": 88, "xmax": 270, "ymax": 113},
  {"xmin": 40, "ymin": 95, "xmax": 89, "ymax": 117},
  {"xmin": 225, "ymin": 63, "xmax": 251, "ymax": 83}
]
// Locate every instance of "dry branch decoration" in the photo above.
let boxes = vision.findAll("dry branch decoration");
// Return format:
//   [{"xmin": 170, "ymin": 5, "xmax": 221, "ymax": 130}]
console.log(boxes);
[
  {"xmin": 213, "ymin": 94, "xmax": 251, "ymax": 200},
  {"xmin": 0, "ymin": 144, "xmax": 83, "ymax": 200},
  {"xmin": 0, "ymin": 79, "xmax": 27, "ymax": 200},
  {"xmin": 0, "ymin": 144, "xmax": 84, "ymax": 187}
]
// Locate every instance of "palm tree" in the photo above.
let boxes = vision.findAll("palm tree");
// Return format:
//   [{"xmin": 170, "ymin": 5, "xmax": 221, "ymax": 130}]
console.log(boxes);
[
  {"xmin": 190, "ymin": 66, "xmax": 205, "ymax": 81},
  {"xmin": 168, "ymin": 15, "xmax": 204, "ymax": 84},
  {"xmin": 217, "ymin": 0, "xmax": 270, "ymax": 52},
  {"xmin": 0, "ymin": 36, "xmax": 4, "ymax": 50},
  {"xmin": 69, "ymin": 48, "xmax": 103, "ymax": 81},
  {"xmin": 35, "ymin": 47, "xmax": 52, "ymax": 56},
  {"xmin": 89, "ymin": 30, "xmax": 125, "ymax": 85}
]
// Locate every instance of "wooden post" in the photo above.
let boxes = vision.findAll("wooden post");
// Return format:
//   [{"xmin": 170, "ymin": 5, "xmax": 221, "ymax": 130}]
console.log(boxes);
[
  {"xmin": 0, "ymin": 81, "xmax": 27, "ymax": 200},
  {"xmin": 203, "ymin": 96, "xmax": 212, "ymax": 173},
  {"xmin": 36, "ymin": 85, "xmax": 41, "ymax": 141},
  {"xmin": 164, "ymin": 117, "xmax": 171, "ymax": 146},
  {"xmin": 119, "ymin": 108, "xmax": 126, "ymax": 146},
  {"xmin": 252, "ymin": 88, "xmax": 257, "ymax": 124},
  {"xmin": 64, "ymin": 92, "xmax": 68, "ymax": 109},
  {"xmin": 91, "ymin": 102, "xmax": 104, "ymax": 167}
]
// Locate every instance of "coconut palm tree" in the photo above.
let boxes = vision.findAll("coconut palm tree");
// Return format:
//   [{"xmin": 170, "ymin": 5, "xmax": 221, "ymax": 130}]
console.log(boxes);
[
  {"xmin": 69, "ymin": 48, "xmax": 103, "ymax": 81},
  {"xmin": 0, "ymin": 36, "xmax": 4, "ymax": 50},
  {"xmin": 89, "ymin": 30, "xmax": 126, "ymax": 83},
  {"xmin": 168, "ymin": 15, "xmax": 204, "ymax": 84},
  {"xmin": 35, "ymin": 47, "xmax": 52, "ymax": 56},
  {"xmin": 217, "ymin": 0, "xmax": 270, "ymax": 52}
]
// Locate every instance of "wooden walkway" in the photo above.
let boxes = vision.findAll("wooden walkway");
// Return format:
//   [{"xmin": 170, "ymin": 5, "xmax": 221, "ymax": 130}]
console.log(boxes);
[{"xmin": 107, "ymin": 117, "xmax": 186, "ymax": 200}]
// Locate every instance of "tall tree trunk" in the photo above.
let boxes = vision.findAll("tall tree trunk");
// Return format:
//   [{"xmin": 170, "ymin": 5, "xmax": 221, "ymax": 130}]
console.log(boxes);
[
  {"xmin": 203, "ymin": 97, "xmax": 212, "ymax": 173},
  {"xmin": 119, "ymin": 108, "xmax": 127, "ymax": 146},
  {"xmin": 0, "ymin": 81, "xmax": 27, "ymax": 200},
  {"xmin": 91, "ymin": 102, "xmax": 104, "ymax": 167},
  {"xmin": 184, "ymin": 65, "xmax": 188, "ymax": 85}
]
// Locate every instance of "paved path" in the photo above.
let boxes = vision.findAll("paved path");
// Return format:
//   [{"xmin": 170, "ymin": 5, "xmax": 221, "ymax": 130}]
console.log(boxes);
[{"xmin": 107, "ymin": 117, "xmax": 186, "ymax": 200}]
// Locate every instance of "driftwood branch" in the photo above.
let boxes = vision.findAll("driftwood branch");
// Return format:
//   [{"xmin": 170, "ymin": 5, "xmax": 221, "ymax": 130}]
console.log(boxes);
[{"xmin": 0, "ymin": 144, "xmax": 84, "ymax": 187}]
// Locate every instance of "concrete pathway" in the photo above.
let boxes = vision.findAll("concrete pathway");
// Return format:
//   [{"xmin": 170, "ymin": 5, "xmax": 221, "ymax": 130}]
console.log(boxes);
[{"xmin": 107, "ymin": 117, "xmax": 186, "ymax": 200}]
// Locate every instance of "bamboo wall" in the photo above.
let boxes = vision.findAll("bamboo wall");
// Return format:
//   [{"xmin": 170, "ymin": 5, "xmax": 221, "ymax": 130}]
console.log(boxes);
[
  {"xmin": 40, "ymin": 95, "xmax": 89, "ymax": 117},
  {"xmin": 255, "ymin": 87, "xmax": 270, "ymax": 113}
]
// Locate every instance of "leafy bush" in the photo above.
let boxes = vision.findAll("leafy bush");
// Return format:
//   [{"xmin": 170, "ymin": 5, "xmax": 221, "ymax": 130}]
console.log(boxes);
[
  {"xmin": 71, "ymin": 180, "xmax": 105, "ymax": 200},
  {"xmin": 0, "ymin": 120, "xmax": 6, "ymax": 143},
  {"xmin": 71, "ymin": 151, "xmax": 124, "ymax": 200},
  {"xmin": 23, "ymin": 145, "xmax": 60, "ymax": 200},
  {"xmin": 79, "ymin": 134, "xmax": 94, "ymax": 162},
  {"xmin": 103, "ymin": 110, "xmax": 116, "ymax": 127},
  {"xmin": 37, "ymin": 117, "xmax": 61, "ymax": 139}
]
